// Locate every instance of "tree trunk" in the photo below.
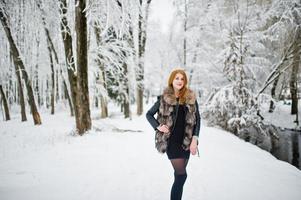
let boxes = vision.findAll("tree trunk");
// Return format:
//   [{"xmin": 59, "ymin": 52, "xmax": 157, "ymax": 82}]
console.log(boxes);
[
  {"xmin": 100, "ymin": 95, "xmax": 108, "ymax": 118},
  {"xmin": 124, "ymin": 97, "xmax": 130, "ymax": 118},
  {"xmin": 59, "ymin": 0, "xmax": 78, "ymax": 119},
  {"xmin": 278, "ymin": 75, "xmax": 286, "ymax": 100},
  {"xmin": 136, "ymin": 0, "xmax": 152, "ymax": 116},
  {"xmin": 56, "ymin": 69, "xmax": 59, "ymax": 102},
  {"xmin": 0, "ymin": 7, "xmax": 41, "ymax": 125},
  {"xmin": 47, "ymin": 41, "xmax": 55, "ymax": 115},
  {"xmin": 11, "ymin": 54, "xmax": 27, "ymax": 121},
  {"xmin": 41, "ymin": 79, "xmax": 44, "ymax": 106},
  {"xmin": 8, "ymin": 63, "xmax": 14, "ymax": 105},
  {"xmin": 290, "ymin": 28, "xmax": 300, "ymax": 115},
  {"xmin": 123, "ymin": 63, "xmax": 130, "ymax": 118},
  {"xmin": 0, "ymin": 85, "xmax": 10, "ymax": 121},
  {"xmin": 269, "ymin": 76, "xmax": 279, "ymax": 113},
  {"xmin": 75, "ymin": 0, "xmax": 91, "ymax": 135},
  {"xmin": 34, "ymin": 36, "xmax": 41, "ymax": 107},
  {"xmin": 94, "ymin": 24, "xmax": 108, "ymax": 118},
  {"xmin": 35, "ymin": 69, "xmax": 41, "ymax": 107},
  {"xmin": 61, "ymin": 69, "xmax": 74, "ymax": 116},
  {"xmin": 46, "ymin": 76, "xmax": 50, "ymax": 109},
  {"xmin": 137, "ymin": 1, "xmax": 144, "ymax": 116}
]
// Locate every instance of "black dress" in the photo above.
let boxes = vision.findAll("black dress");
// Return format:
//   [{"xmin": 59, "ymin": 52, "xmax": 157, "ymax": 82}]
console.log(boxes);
[{"xmin": 166, "ymin": 102, "xmax": 190, "ymax": 159}]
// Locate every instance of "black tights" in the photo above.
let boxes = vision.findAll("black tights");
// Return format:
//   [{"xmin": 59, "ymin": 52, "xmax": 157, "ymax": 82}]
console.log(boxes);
[{"xmin": 170, "ymin": 158, "xmax": 189, "ymax": 200}]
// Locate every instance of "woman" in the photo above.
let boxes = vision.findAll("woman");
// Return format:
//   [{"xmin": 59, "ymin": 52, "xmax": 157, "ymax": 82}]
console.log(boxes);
[{"xmin": 146, "ymin": 68, "xmax": 201, "ymax": 200}]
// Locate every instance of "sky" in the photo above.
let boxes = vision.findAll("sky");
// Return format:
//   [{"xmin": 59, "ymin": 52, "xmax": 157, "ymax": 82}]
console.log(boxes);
[{"xmin": 149, "ymin": 0, "xmax": 176, "ymax": 33}]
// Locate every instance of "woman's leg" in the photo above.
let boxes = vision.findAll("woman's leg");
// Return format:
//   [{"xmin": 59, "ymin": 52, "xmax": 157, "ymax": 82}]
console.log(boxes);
[{"xmin": 170, "ymin": 158, "xmax": 189, "ymax": 200}]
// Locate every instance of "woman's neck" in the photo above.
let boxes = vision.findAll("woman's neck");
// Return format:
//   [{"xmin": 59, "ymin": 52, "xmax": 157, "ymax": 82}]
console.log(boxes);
[{"xmin": 174, "ymin": 90, "xmax": 180, "ymax": 98}]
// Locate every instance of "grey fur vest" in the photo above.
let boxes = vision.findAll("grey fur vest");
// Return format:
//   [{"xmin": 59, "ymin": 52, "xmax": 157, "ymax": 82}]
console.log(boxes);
[{"xmin": 155, "ymin": 87, "xmax": 197, "ymax": 153}]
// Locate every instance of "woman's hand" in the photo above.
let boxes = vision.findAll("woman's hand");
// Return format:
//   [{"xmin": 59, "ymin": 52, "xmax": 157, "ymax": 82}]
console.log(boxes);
[
  {"xmin": 157, "ymin": 124, "xmax": 170, "ymax": 134},
  {"xmin": 190, "ymin": 137, "xmax": 198, "ymax": 155}
]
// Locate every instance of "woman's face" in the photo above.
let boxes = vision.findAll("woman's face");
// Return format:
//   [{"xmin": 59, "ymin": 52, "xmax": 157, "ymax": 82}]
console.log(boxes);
[{"xmin": 172, "ymin": 73, "xmax": 185, "ymax": 91}]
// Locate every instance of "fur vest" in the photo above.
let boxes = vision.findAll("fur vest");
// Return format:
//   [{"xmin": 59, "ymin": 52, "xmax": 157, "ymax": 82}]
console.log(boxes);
[{"xmin": 155, "ymin": 87, "xmax": 197, "ymax": 153}]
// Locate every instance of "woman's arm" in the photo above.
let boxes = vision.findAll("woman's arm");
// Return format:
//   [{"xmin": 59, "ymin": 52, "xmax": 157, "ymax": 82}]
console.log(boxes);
[
  {"xmin": 190, "ymin": 100, "xmax": 201, "ymax": 155},
  {"xmin": 146, "ymin": 96, "xmax": 161, "ymax": 130},
  {"xmin": 193, "ymin": 100, "xmax": 201, "ymax": 137}
]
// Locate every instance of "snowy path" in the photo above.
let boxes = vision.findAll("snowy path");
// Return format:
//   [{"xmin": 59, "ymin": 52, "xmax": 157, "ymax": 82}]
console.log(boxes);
[{"xmin": 0, "ymin": 111, "xmax": 301, "ymax": 200}]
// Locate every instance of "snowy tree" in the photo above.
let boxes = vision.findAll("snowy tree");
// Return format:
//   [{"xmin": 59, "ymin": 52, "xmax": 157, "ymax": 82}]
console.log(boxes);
[
  {"xmin": 0, "ymin": 84, "xmax": 10, "ymax": 121},
  {"xmin": 58, "ymin": 0, "xmax": 77, "ymax": 117},
  {"xmin": 36, "ymin": 0, "xmax": 59, "ymax": 115},
  {"xmin": 256, "ymin": 0, "xmax": 301, "ymax": 124},
  {"xmin": 200, "ymin": 0, "xmax": 283, "ymax": 151},
  {"xmin": 0, "ymin": 0, "xmax": 42, "ymax": 125},
  {"xmin": 74, "ymin": 0, "xmax": 91, "ymax": 134},
  {"xmin": 88, "ymin": 0, "xmax": 136, "ymax": 118},
  {"xmin": 136, "ymin": 0, "xmax": 152, "ymax": 116}
]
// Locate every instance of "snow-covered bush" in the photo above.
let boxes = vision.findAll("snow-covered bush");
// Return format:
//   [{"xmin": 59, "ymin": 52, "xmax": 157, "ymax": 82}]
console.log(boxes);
[
  {"xmin": 203, "ymin": 84, "xmax": 258, "ymax": 134},
  {"xmin": 203, "ymin": 85, "xmax": 281, "ymax": 152}
]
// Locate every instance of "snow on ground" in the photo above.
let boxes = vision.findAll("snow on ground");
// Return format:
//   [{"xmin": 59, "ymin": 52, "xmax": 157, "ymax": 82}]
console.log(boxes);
[{"xmin": 0, "ymin": 105, "xmax": 301, "ymax": 200}]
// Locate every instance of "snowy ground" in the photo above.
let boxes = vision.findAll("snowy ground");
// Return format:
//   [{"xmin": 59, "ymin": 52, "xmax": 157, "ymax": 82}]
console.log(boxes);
[{"xmin": 0, "ymin": 105, "xmax": 301, "ymax": 200}]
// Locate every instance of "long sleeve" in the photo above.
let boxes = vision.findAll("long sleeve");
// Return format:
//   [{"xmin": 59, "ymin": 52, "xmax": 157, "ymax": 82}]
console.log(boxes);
[
  {"xmin": 146, "ymin": 96, "xmax": 161, "ymax": 130},
  {"xmin": 193, "ymin": 100, "xmax": 201, "ymax": 136}
]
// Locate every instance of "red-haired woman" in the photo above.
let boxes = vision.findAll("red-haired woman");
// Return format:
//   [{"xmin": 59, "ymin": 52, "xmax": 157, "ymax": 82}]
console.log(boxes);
[{"xmin": 146, "ymin": 69, "xmax": 201, "ymax": 200}]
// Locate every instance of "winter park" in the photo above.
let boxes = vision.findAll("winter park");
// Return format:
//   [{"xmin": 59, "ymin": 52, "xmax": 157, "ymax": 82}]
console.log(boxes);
[{"xmin": 1, "ymin": 0, "xmax": 301, "ymax": 200}]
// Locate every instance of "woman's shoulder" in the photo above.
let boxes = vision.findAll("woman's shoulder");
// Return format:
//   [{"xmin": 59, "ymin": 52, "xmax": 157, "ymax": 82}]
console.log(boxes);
[{"xmin": 185, "ymin": 88, "xmax": 196, "ymax": 105}]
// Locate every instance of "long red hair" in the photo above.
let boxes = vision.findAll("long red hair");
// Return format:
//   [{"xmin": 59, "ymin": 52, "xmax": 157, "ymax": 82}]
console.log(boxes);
[{"xmin": 167, "ymin": 69, "xmax": 188, "ymax": 104}]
